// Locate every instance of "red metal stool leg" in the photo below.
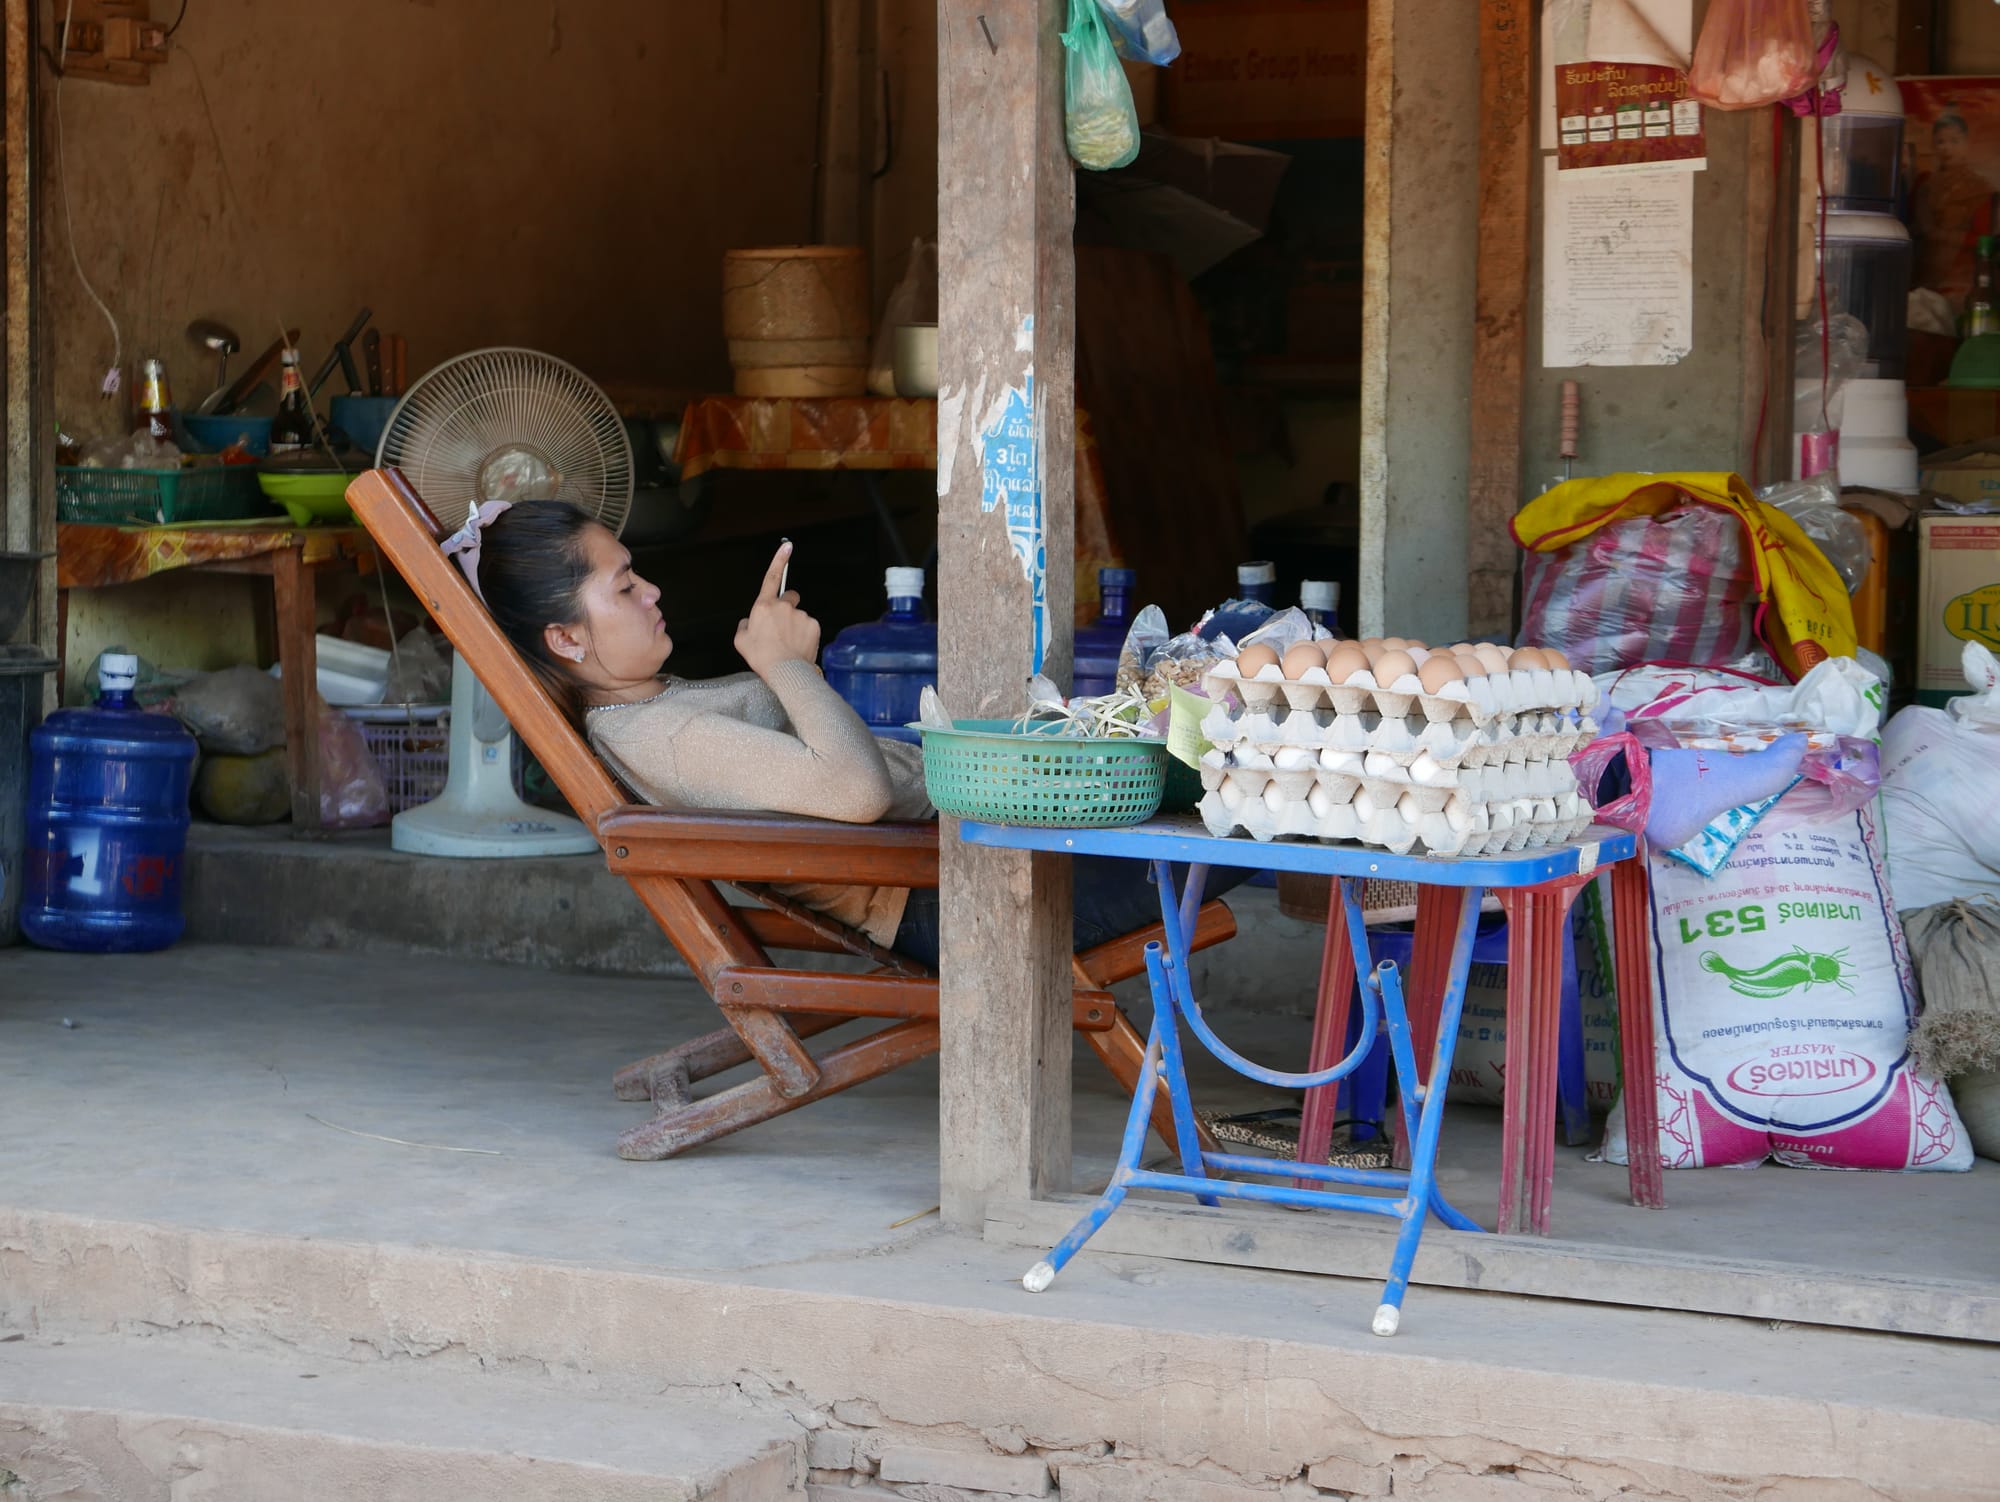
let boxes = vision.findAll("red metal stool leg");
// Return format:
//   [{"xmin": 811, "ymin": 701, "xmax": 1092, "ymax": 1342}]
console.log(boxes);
[
  {"xmin": 1390, "ymin": 884, "xmax": 1460, "ymax": 1171},
  {"xmin": 1496, "ymin": 876, "xmax": 1588, "ymax": 1235},
  {"xmin": 1610, "ymin": 852, "xmax": 1667, "ymax": 1209},
  {"xmin": 1296, "ymin": 880, "xmax": 1359, "ymax": 1188}
]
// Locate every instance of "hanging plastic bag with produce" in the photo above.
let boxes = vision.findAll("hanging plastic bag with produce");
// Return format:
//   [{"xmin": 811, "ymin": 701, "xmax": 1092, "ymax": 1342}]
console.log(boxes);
[
  {"xmin": 1063, "ymin": 0, "xmax": 1141, "ymax": 172},
  {"xmin": 1687, "ymin": 0, "xmax": 1816, "ymax": 109}
]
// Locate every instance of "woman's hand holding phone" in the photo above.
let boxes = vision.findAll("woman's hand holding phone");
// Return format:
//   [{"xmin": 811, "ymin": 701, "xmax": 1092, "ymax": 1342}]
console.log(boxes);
[{"xmin": 735, "ymin": 540, "xmax": 822, "ymax": 676}]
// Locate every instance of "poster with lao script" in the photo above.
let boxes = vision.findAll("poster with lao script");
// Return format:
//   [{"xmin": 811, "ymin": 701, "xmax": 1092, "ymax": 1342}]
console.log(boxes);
[{"xmin": 1555, "ymin": 59, "xmax": 1706, "ymax": 174}]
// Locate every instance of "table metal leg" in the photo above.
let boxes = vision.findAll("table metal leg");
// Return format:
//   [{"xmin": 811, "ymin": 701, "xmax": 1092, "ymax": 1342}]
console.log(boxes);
[
  {"xmin": 1375, "ymin": 883, "xmax": 1485, "ymax": 1332},
  {"xmin": 1495, "ymin": 876, "xmax": 1589, "ymax": 1235},
  {"xmin": 1610, "ymin": 854, "xmax": 1667, "ymax": 1209}
]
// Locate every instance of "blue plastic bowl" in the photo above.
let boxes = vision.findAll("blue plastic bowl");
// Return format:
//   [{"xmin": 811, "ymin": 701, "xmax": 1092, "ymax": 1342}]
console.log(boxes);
[
  {"xmin": 181, "ymin": 414, "xmax": 272, "ymax": 456},
  {"xmin": 331, "ymin": 395, "xmax": 400, "ymax": 460}
]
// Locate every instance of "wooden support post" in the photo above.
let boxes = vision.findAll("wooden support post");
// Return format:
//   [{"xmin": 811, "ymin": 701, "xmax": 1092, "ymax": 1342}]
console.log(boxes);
[
  {"xmin": 4, "ymin": 0, "xmax": 55, "ymax": 685},
  {"xmin": 1466, "ymin": 0, "xmax": 1534, "ymax": 641},
  {"xmin": 935, "ymin": 0, "xmax": 1076, "ymax": 1227}
]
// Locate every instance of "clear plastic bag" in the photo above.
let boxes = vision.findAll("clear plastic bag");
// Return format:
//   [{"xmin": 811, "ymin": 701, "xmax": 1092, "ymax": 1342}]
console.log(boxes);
[
  {"xmin": 1688, "ymin": 0, "xmax": 1816, "ymax": 110},
  {"xmin": 1063, "ymin": 0, "xmax": 1140, "ymax": 171},
  {"xmin": 319, "ymin": 706, "xmax": 390, "ymax": 830},
  {"xmin": 1098, "ymin": 0, "xmax": 1179, "ymax": 66},
  {"xmin": 1757, "ymin": 474, "xmax": 1871, "ymax": 593},
  {"xmin": 867, "ymin": 238, "xmax": 938, "ymax": 397}
]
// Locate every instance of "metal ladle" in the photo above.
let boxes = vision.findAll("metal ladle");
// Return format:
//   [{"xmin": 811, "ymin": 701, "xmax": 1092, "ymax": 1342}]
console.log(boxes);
[{"xmin": 186, "ymin": 319, "xmax": 241, "ymax": 413}]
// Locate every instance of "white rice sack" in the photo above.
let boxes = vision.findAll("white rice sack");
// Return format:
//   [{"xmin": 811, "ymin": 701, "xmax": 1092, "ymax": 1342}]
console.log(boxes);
[{"xmin": 1633, "ymin": 798, "xmax": 1971, "ymax": 1171}]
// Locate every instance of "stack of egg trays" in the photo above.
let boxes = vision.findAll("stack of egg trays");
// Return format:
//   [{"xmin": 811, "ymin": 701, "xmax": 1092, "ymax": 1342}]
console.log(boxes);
[{"xmin": 1194, "ymin": 658, "xmax": 1598, "ymax": 857}]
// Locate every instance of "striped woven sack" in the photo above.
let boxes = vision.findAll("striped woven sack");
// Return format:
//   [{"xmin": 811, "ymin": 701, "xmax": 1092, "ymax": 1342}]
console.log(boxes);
[{"xmin": 1519, "ymin": 505, "xmax": 1757, "ymax": 676}]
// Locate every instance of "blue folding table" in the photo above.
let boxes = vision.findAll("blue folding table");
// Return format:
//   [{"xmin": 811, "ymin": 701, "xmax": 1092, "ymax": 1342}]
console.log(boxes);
[{"xmin": 957, "ymin": 814, "xmax": 1640, "ymax": 1335}]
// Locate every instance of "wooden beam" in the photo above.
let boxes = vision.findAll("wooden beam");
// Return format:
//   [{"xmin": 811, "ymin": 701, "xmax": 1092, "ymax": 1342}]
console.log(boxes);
[
  {"xmin": 1466, "ymin": 0, "xmax": 1535, "ymax": 640},
  {"xmin": 5, "ymin": 0, "xmax": 54, "ymax": 682},
  {"xmin": 934, "ymin": 0, "xmax": 1076, "ymax": 1227},
  {"xmin": 1896, "ymin": 0, "xmax": 1941, "ymax": 77}
]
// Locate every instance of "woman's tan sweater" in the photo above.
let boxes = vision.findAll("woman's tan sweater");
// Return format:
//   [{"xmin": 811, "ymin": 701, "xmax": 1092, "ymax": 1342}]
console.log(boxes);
[{"xmin": 585, "ymin": 660, "xmax": 933, "ymax": 946}]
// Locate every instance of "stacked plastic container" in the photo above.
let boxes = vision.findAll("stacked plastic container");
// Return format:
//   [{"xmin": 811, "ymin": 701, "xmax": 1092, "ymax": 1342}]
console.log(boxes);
[{"xmin": 1196, "ymin": 639, "xmax": 1596, "ymax": 857}]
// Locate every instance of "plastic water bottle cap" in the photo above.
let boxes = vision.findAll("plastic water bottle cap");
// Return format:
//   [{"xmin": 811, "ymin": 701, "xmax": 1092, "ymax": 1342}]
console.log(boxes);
[
  {"xmin": 1238, "ymin": 561, "xmax": 1277, "ymax": 586},
  {"xmin": 885, "ymin": 566, "xmax": 927, "ymax": 599},
  {"xmin": 1099, "ymin": 567, "xmax": 1136, "ymax": 589},
  {"xmin": 1301, "ymin": 580, "xmax": 1339, "ymax": 610},
  {"xmin": 100, "ymin": 653, "xmax": 140, "ymax": 692}
]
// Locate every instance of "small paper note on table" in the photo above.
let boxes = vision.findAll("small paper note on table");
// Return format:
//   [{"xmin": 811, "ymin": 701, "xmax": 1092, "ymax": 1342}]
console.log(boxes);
[
  {"xmin": 1167, "ymin": 684, "xmax": 1213, "ymax": 770},
  {"xmin": 1542, "ymin": 155, "xmax": 1693, "ymax": 368}
]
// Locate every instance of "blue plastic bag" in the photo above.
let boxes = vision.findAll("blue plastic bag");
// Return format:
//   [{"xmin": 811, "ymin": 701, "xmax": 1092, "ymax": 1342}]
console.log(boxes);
[{"xmin": 1098, "ymin": 0, "xmax": 1180, "ymax": 66}]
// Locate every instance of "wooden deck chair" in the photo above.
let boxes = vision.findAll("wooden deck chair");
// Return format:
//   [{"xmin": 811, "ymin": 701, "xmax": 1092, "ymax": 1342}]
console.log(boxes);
[{"xmin": 346, "ymin": 468, "xmax": 1236, "ymax": 1161}]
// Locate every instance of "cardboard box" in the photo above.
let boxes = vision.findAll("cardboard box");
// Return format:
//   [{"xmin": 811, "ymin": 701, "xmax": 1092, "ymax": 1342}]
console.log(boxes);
[
  {"xmin": 1920, "ymin": 439, "xmax": 2000, "ymax": 510},
  {"xmin": 1918, "ymin": 511, "xmax": 2000, "ymax": 705}
]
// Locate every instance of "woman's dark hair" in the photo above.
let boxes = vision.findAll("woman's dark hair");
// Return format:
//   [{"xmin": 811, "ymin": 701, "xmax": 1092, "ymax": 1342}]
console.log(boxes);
[
  {"xmin": 1935, "ymin": 113, "xmax": 1969, "ymax": 139},
  {"xmin": 475, "ymin": 500, "xmax": 599, "ymax": 728}
]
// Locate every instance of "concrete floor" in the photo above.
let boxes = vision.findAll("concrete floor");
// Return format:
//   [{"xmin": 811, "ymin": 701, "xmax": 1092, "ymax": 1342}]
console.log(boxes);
[
  {"xmin": 3, "ymin": 943, "xmax": 1992, "ymax": 1288},
  {"xmin": 4, "ymin": 945, "xmax": 1998, "ymax": 1499}
]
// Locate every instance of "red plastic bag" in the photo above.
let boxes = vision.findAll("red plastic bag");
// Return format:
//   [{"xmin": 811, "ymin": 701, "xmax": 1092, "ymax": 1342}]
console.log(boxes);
[{"xmin": 1688, "ymin": 0, "xmax": 1815, "ymax": 110}]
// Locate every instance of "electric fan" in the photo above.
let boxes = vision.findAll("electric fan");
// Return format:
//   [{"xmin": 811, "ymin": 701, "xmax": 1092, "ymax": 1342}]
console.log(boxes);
[{"xmin": 377, "ymin": 348, "xmax": 634, "ymax": 857}]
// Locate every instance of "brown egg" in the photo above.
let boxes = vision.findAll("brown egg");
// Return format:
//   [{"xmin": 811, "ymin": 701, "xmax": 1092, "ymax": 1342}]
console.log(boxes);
[
  {"xmin": 1378, "ymin": 636, "xmax": 1407, "ymax": 652},
  {"xmin": 1454, "ymin": 653, "xmax": 1487, "ymax": 679},
  {"xmin": 1236, "ymin": 643, "xmax": 1280, "ymax": 678},
  {"xmin": 1324, "ymin": 643, "xmax": 1369, "ymax": 683},
  {"xmin": 1359, "ymin": 638, "xmax": 1386, "ymax": 665},
  {"xmin": 1282, "ymin": 641, "xmax": 1326, "ymax": 679},
  {"xmin": 1374, "ymin": 649, "xmax": 1418, "ymax": 686},
  {"xmin": 1419, "ymin": 655, "xmax": 1465, "ymax": 693},
  {"xmin": 1543, "ymin": 648, "xmax": 1571, "ymax": 671},
  {"xmin": 1449, "ymin": 643, "xmax": 1476, "ymax": 656},
  {"xmin": 1473, "ymin": 643, "xmax": 1511, "ymax": 675},
  {"xmin": 1511, "ymin": 647, "xmax": 1547, "ymax": 672}
]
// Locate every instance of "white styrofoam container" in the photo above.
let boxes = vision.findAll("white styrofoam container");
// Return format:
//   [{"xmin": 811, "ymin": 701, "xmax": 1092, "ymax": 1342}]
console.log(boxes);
[{"xmin": 268, "ymin": 633, "xmax": 391, "ymax": 707}]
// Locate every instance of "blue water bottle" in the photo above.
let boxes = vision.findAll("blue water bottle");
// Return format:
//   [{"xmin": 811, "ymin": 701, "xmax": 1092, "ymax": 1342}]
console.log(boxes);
[
  {"xmin": 1072, "ymin": 567, "xmax": 1136, "ymax": 698},
  {"xmin": 822, "ymin": 566, "xmax": 938, "ymax": 744},
  {"xmin": 21, "ymin": 652, "xmax": 198, "ymax": 953}
]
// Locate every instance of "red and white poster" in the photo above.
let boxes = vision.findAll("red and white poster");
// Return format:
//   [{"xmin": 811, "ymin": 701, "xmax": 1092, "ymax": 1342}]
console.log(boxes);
[{"xmin": 1545, "ymin": 0, "xmax": 1706, "ymax": 176}]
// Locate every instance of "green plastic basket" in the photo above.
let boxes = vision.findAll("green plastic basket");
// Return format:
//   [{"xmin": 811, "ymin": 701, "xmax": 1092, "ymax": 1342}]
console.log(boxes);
[
  {"xmin": 57, "ymin": 464, "xmax": 270, "ymax": 526},
  {"xmin": 916, "ymin": 719, "xmax": 1167, "ymax": 827}
]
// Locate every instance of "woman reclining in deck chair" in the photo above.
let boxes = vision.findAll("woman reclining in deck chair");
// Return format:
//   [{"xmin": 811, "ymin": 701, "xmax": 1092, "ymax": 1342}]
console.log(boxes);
[{"xmin": 455, "ymin": 500, "xmax": 1239, "ymax": 967}]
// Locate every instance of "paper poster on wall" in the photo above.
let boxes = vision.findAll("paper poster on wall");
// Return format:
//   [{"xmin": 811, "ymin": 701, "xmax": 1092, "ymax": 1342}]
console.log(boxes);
[
  {"xmin": 1545, "ymin": 0, "xmax": 1704, "ymax": 175},
  {"xmin": 1543, "ymin": 157, "xmax": 1693, "ymax": 367}
]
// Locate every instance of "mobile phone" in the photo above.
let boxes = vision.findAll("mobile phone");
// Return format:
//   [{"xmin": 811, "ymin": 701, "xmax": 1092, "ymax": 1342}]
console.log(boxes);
[{"xmin": 779, "ymin": 537, "xmax": 791, "ymax": 595}]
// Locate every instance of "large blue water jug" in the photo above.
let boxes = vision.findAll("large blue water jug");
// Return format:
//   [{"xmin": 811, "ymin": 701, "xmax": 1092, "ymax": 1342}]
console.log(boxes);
[
  {"xmin": 1073, "ymin": 567, "xmax": 1135, "ymax": 699},
  {"xmin": 21, "ymin": 652, "xmax": 197, "ymax": 953},
  {"xmin": 823, "ymin": 567, "xmax": 936, "ymax": 744}
]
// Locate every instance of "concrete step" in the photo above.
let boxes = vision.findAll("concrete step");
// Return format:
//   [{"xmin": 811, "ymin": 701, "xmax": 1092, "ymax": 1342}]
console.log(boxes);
[{"xmin": 0, "ymin": 1329, "xmax": 805, "ymax": 1501}]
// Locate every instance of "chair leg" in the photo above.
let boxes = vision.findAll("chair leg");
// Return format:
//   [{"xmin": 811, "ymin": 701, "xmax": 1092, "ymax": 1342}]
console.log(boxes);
[
  {"xmin": 618, "ymin": 1020, "xmax": 941, "ymax": 1161},
  {"xmin": 1295, "ymin": 881, "xmax": 1359, "ymax": 1188},
  {"xmin": 1391, "ymin": 885, "xmax": 1461, "ymax": 1171},
  {"xmin": 612, "ymin": 1015, "xmax": 850, "ymax": 1102}
]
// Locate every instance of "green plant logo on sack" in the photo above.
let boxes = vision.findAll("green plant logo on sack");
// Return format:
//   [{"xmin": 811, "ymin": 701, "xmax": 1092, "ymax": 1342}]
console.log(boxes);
[
  {"xmin": 1945, "ymin": 583, "xmax": 2000, "ymax": 652},
  {"xmin": 1698, "ymin": 946, "xmax": 1854, "ymax": 1000}
]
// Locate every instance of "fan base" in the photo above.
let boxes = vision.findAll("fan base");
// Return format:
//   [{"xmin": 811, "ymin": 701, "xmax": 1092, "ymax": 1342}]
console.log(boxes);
[{"xmin": 391, "ymin": 799, "xmax": 599, "ymax": 859}]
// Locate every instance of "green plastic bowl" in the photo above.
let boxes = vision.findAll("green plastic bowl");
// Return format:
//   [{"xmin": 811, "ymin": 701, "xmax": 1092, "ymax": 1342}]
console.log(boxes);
[
  {"xmin": 915, "ymin": 718, "xmax": 1167, "ymax": 828},
  {"xmin": 1947, "ymin": 333, "xmax": 2000, "ymax": 390},
  {"xmin": 257, "ymin": 469, "xmax": 355, "ymax": 526}
]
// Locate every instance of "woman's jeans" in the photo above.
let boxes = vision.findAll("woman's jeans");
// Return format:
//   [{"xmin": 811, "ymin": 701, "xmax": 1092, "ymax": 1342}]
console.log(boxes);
[{"xmin": 891, "ymin": 856, "xmax": 1251, "ymax": 971}]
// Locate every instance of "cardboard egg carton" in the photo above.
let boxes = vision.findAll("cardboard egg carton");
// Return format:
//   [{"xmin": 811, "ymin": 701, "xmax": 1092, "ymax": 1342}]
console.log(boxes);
[
  {"xmin": 1198, "ymin": 748, "xmax": 1578, "ymax": 807},
  {"xmin": 1197, "ymin": 784, "xmax": 1592, "ymax": 859},
  {"xmin": 1205, "ymin": 656, "xmax": 1595, "ymax": 726}
]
